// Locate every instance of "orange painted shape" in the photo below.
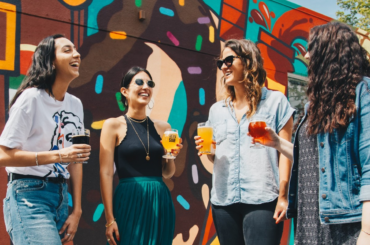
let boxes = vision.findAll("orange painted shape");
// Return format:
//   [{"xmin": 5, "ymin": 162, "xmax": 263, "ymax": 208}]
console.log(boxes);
[
  {"xmin": 280, "ymin": 219, "xmax": 292, "ymax": 245},
  {"xmin": 20, "ymin": 50, "xmax": 33, "ymax": 75},
  {"xmin": 221, "ymin": 4, "xmax": 245, "ymax": 28},
  {"xmin": 202, "ymin": 206, "xmax": 214, "ymax": 245},
  {"xmin": 0, "ymin": 2, "xmax": 16, "ymax": 71},
  {"xmin": 224, "ymin": 0, "xmax": 247, "ymax": 12},
  {"xmin": 62, "ymin": 0, "xmax": 86, "ymax": 7},
  {"xmin": 219, "ymin": 20, "xmax": 233, "ymax": 37},
  {"xmin": 109, "ymin": 31, "xmax": 127, "ymax": 40}
]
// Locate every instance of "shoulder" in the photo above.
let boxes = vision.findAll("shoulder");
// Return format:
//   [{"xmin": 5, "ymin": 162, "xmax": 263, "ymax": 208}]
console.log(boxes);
[
  {"xmin": 357, "ymin": 76, "xmax": 370, "ymax": 95},
  {"xmin": 210, "ymin": 100, "xmax": 226, "ymax": 111},
  {"xmin": 103, "ymin": 116, "xmax": 126, "ymax": 130},
  {"xmin": 151, "ymin": 119, "xmax": 170, "ymax": 131},
  {"xmin": 65, "ymin": 92, "xmax": 82, "ymax": 105},
  {"xmin": 264, "ymin": 88, "xmax": 286, "ymax": 101},
  {"xmin": 11, "ymin": 88, "xmax": 40, "ymax": 110}
]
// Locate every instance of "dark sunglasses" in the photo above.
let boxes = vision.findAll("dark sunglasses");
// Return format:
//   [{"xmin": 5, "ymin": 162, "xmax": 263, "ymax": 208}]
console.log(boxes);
[
  {"xmin": 216, "ymin": 55, "xmax": 241, "ymax": 70},
  {"xmin": 135, "ymin": 79, "xmax": 155, "ymax": 88}
]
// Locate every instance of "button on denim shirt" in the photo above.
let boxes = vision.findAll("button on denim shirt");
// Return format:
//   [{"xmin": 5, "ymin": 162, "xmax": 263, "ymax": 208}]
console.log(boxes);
[
  {"xmin": 287, "ymin": 77, "xmax": 370, "ymax": 224},
  {"xmin": 207, "ymin": 87, "xmax": 295, "ymax": 206}
]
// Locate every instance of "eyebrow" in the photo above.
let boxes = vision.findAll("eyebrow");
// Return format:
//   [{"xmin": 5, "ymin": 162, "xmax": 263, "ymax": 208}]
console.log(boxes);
[{"xmin": 61, "ymin": 45, "xmax": 75, "ymax": 49}]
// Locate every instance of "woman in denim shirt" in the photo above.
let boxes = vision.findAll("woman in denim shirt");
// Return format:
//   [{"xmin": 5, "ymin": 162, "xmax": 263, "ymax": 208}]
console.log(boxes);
[
  {"xmin": 195, "ymin": 39, "xmax": 295, "ymax": 245},
  {"xmin": 251, "ymin": 22, "xmax": 370, "ymax": 244}
]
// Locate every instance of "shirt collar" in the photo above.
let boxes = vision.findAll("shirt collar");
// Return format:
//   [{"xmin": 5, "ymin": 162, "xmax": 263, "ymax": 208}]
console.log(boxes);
[{"xmin": 222, "ymin": 87, "xmax": 268, "ymax": 106}]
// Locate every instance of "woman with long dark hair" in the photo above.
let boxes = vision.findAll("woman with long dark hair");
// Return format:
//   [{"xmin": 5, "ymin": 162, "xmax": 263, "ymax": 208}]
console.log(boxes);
[
  {"xmin": 250, "ymin": 22, "xmax": 370, "ymax": 244},
  {"xmin": 99, "ymin": 66, "xmax": 182, "ymax": 245},
  {"xmin": 0, "ymin": 34, "xmax": 91, "ymax": 244},
  {"xmin": 195, "ymin": 39, "xmax": 295, "ymax": 245}
]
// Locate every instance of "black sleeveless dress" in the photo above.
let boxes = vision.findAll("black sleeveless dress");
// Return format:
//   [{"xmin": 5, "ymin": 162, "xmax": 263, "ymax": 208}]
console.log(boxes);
[{"xmin": 110, "ymin": 116, "xmax": 175, "ymax": 245}]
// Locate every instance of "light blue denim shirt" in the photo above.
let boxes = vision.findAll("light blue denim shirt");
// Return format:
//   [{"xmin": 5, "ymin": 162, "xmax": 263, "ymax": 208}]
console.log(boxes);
[
  {"xmin": 288, "ymin": 77, "xmax": 370, "ymax": 224},
  {"xmin": 207, "ymin": 87, "xmax": 295, "ymax": 206}
]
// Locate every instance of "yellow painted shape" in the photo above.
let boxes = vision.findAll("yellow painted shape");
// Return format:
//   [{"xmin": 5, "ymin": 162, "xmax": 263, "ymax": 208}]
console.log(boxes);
[
  {"xmin": 173, "ymin": 225, "xmax": 199, "ymax": 244},
  {"xmin": 200, "ymin": 154, "xmax": 213, "ymax": 174},
  {"xmin": 362, "ymin": 39, "xmax": 370, "ymax": 54},
  {"xmin": 62, "ymin": 0, "xmax": 86, "ymax": 7},
  {"xmin": 91, "ymin": 120, "xmax": 105, "ymax": 130},
  {"xmin": 20, "ymin": 44, "xmax": 37, "ymax": 52},
  {"xmin": 210, "ymin": 236, "xmax": 220, "ymax": 245},
  {"xmin": 0, "ymin": 2, "xmax": 16, "ymax": 71},
  {"xmin": 109, "ymin": 31, "xmax": 127, "ymax": 40},
  {"xmin": 202, "ymin": 184, "xmax": 209, "ymax": 209},
  {"xmin": 179, "ymin": 0, "xmax": 185, "ymax": 6},
  {"xmin": 209, "ymin": 26, "xmax": 215, "ymax": 43},
  {"xmin": 144, "ymin": 42, "xmax": 182, "ymax": 121},
  {"xmin": 210, "ymin": 10, "xmax": 219, "ymax": 29},
  {"xmin": 267, "ymin": 77, "xmax": 285, "ymax": 94}
]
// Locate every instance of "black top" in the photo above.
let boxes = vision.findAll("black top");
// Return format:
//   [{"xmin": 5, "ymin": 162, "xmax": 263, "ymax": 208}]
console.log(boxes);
[{"xmin": 114, "ymin": 116, "xmax": 164, "ymax": 179}]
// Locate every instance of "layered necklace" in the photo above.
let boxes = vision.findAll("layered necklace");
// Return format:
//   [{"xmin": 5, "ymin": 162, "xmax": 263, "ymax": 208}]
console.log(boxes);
[{"xmin": 126, "ymin": 115, "xmax": 150, "ymax": 161}]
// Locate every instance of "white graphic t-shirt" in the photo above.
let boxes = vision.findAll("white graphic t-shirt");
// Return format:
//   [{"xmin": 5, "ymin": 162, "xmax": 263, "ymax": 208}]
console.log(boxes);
[{"xmin": 0, "ymin": 88, "xmax": 84, "ymax": 179}]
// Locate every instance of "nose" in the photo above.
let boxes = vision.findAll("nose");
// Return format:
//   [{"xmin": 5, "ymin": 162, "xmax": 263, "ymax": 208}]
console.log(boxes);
[
  {"xmin": 221, "ymin": 61, "xmax": 228, "ymax": 70},
  {"xmin": 304, "ymin": 51, "xmax": 310, "ymax": 60},
  {"xmin": 73, "ymin": 49, "xmax": 81, "ymax": 59}
]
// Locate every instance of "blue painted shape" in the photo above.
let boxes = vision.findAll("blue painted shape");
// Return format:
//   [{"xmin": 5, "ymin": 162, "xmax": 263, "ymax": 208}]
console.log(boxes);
[
  {"xmin": 202, "ymin": 0, "xmax": 221, "ymax": 15},
  {"xmin": 159, "ymin": 7, "xmax": 174, "ymax": 17},
  {"xmin": 199, "ymin": 88, "xmax": 205, "ymax": 105},
  {"xmin": 68, "ymin": 192, "xmax": 73, "ymax": 207},
  {"xmin": 87, "ymin": 0, "xmax": 114, "ymax": 36},
  {"xmin": 177, "ymin": 195, "xmax": 190, "ymax": 210},
  {"xmin": 95, "ymin": 75, "xmax": 103, "ymax": 94},
  {"xmin": 93, "ymin": 203, "xmax": 105, "ymax": 222},
  {"xmin": 167, "ymin": 81, "xmax": 187, "ymax": 137}
]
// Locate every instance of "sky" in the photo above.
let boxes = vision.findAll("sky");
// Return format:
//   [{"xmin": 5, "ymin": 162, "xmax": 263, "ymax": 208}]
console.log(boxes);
[{"xmin": 286, "ymin": 0, "xmax": 341, "ymax": 19}]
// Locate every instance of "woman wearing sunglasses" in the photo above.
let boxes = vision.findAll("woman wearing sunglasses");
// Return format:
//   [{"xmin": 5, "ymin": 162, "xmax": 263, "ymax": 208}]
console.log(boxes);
[
  {"xmin": 100, "ymin": 66, "xmax": 182, "ymax": 245},
  {"xmin": 194, "ymin": 39, "xmax": 295, "ymax": 245}
]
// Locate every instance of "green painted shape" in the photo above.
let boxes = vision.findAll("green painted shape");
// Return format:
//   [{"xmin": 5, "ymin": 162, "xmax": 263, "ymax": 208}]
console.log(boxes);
[
  {"xmin": 9, "ymin": 75, "xmax": 25, "ymax": 89},
  {"xmin": 115, "ymin": 92, "xmax": 125, "ymax": 111},
  {"xmin": 167, "ymin": 81, "xmax": 187, "ymax": 137},
  {"xmin": 202, "ymin": 0, "xmax": 221, "ymax": 15},
  {"xmin": 292, "ymin": 59, "xmax": 308, "ymax": 77},
  {"xmin": 87, "ymin": 0, "xmax": 114, "ymax": 36},
  {"xmin": 135, "ymin": 0, "xmax": 142, "ymax": 7},
  {"xmin": 195, "ymin": 35, "xmax": 203, "ymax": 51}
]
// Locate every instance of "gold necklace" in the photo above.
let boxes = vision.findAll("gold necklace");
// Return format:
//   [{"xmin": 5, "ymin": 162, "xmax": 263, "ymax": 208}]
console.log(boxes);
[
  {"xmin": 126, "ymin": 115, "xmax": 150, "ymax": 161},
  {"xmin": 126, "ymin": 115, "xmax": 147, "ymax": 123}
]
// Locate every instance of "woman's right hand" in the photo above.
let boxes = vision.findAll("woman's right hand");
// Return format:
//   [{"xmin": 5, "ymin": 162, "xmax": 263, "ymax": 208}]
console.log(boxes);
[
  {"xmin": 106, "ymin": 221, "xmax": 120, "ymax": 245},
  {"xmin": 194, "ymin": 136, "xmax": 216, "ymax": 156},
  {"xmin": 248, "ymin": 127, "xmax": 280, "ymax": 148},
  {"xmin": 59, "ymin": 144, "xmax": 91, "ymax": 164}
]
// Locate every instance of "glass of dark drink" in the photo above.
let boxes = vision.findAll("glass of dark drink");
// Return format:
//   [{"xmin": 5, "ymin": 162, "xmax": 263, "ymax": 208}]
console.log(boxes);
[
  {"xmin": 248, "ymin": 119, "xmax": 267, "ymax": 149},
  {"xmin": 72, "ymin": 129, "xmax": 90, "ymax": 163}
]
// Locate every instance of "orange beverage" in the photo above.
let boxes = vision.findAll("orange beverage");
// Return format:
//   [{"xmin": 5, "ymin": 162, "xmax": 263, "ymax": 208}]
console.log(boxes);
[
  {"xmin": 198, "ymin": 123, "xmax": 213, "ymax": 154},
  {"xmin": 162, "ymin": 132, "xmax": 179, "ymax": 151},
  {"xmin": 248, "ymin": 121, "xmax": 267, "ymax": 149}
]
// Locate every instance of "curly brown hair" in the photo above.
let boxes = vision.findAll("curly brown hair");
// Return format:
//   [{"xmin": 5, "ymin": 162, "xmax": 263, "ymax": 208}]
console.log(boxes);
[
  {"xmin": 221, "ymin": 39, "xmax": 266, "ymax": 118},
  {"xmin": 306, "ymin": 22, "xmax": 370, "ymax": 135}
]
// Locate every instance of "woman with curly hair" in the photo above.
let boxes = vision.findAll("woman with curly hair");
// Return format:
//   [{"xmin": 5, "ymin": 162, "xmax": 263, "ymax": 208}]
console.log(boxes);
[
  {"xmin": 194, "ymin": 39, "xmax": 295, "ymax": 245},
  {"xmin": 250, "ymin": 22, "xmax": 370, "ymax": 244}
]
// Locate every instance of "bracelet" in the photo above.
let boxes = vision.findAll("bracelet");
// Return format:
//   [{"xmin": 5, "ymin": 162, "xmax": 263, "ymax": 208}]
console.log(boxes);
[
  {"xmin": 105, "ymin": 219, "xmax": 116, "ymax": 228},
  {"xmin": 35, "ymin": 152, "xmax": 39, "ymax": 166},
  {"xmin": 362, "ymin": 229, "xmax": 370, "ymax": 235},
  {"xmin": 58, "ymin": 151, "xmax": 63, "ymax": 164}
]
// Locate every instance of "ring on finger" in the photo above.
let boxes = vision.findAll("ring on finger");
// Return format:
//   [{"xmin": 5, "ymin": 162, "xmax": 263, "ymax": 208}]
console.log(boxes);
[
  {"xmin": 107, "ymin": 238, "xmax": 110, "ymax": 242},
  {"xmin": 67, "ymin": 233, "xmax": 70, "ymax": 236}
]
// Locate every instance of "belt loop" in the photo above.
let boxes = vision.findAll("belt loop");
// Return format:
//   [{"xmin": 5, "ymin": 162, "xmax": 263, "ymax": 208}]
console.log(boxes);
[{"xmin": 9, "ymin": 173, "xmax": 13, "ymax": 182}]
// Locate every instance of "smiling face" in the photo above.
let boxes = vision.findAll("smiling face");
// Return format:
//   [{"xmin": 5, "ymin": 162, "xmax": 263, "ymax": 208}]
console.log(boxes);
[
  {"xmin": 53, "ymin": 38, "xmax": 81, "ymax": 81},
  {"xmin": 221, "ymin": 47, "xmax": 245, "ymax": 86},
  {"xmin": 121, "ymin": 71, "xmax": 153, "ymax": 108}
]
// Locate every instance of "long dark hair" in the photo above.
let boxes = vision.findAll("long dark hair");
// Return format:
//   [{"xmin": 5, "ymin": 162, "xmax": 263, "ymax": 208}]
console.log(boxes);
[
  {"xmin": 120, "ymin": 66, "xmax": 153, "ymax": 111},
  {"xmin": 222, "ymin": 39, "xmax": 266, "ymax": 118},
  {"xmin": 306, "ymin": 22, "xmax": 370, "ymax": 135},
  {"xmin": 9, "ymin": 34, "xmax": 65, "ymax": 108}
]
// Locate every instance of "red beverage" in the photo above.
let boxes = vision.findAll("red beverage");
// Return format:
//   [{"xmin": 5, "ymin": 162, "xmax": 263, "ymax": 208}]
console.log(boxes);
[{"xmin": 248, "ymin": 121, "xmax": 267, "ymax": 140}]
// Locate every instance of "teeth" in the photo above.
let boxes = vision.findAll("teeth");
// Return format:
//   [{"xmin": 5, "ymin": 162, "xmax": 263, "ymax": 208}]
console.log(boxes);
[{"xmin": 139, "ymin": 93, "xmax": 149, "ymax": 97}]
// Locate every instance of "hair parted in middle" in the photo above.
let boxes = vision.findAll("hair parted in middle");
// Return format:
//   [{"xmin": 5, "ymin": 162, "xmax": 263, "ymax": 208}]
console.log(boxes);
[{"xmin": 221, "ymin": 39, "xmax": 267, "ymax": 119}]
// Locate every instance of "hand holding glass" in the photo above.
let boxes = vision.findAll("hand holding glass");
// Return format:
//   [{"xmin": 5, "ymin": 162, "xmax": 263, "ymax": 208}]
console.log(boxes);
[
  {"xmin": 248, "ymin": 120, "xmax": 267, "ymax": 149},
  {"xmin": 72, "ymin": 129, "xmax": 90, "ymax": 163},
  {"xmin": 162, "ymin": 129, "xmax": 179, "ymax": 159},
  {"xmin": 197, "ymin": 123, "xmax": 213, "ymax": 154}
]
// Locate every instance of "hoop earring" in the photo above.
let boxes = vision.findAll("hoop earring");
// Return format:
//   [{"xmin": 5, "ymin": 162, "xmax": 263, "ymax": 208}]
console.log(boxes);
[
  {"xmin": 148, "ymin": 100, "xmax": 154, "ymax": 109},
  {"xmin": 124, "ymin": 100, "xmax": 128, "ymax": 107}
]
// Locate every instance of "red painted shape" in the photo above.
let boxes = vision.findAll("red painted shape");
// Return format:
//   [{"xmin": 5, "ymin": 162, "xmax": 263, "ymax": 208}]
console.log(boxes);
[
  {"xmin": 259, "ymin": 29, "xmax": 295, "ymax": 60},
  {"xmin": 280, "ymin": 220, "xmax": 292, "ymax": 245},
  {"xmin": 224, "ymin": 0, "xmax": 247, "ymax": 12},
  {"xmin": 220, "ymin": 20, "xmax": 244, "ymax": 40},
  {"xmin": 201, "ymin": 205, "xmax": 217, "ymax": 245},
  {"xmin": 251, "ymin": 9, "xmax": 267, "ymax": 29},
  {"xmin": 259, "ymin": 2, "xmax": 271, "ymax": 30},
  {"xmin": 20, "ymin": 50, "xmax": 34, "ymax": 75},
  {"xmin": 0, "ymin": 12, "xmax": 6, "ymax": 61},
  {"xmin": 222, "ymin": 4, "xmax": 246, "ymax": 29}
]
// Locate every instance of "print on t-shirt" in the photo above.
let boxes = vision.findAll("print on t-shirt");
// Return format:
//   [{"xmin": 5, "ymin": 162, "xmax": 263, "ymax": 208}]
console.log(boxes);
[{"xmin": 49, "ymin": 110, "xmax": 83, "ymax": 178}]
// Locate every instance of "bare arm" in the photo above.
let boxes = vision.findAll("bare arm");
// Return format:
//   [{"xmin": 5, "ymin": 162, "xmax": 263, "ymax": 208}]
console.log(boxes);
[
  {"xmin": 100, "ymin": 119, "xmax": 120, "ymax": 245},
  {"xmin": 358, "ymin": 201, "xmax": 370, "ymax": 244},
  {"xmin": 273, "ymin": 116, "xmax": 294, "ymax": 223}
]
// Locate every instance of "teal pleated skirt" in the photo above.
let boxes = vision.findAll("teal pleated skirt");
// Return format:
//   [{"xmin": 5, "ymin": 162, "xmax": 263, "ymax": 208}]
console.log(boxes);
[{"xmin": 110, "ymin": 177, "xmax": 175, "ymax": 245}]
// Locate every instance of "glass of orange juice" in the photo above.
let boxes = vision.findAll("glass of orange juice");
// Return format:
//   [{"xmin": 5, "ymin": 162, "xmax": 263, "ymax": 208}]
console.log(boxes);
[
  {"xmin": 162, "ymin": 129, "xmax": 179, "ymax": 159},
  {"xmin": 197, "ymin": 122, "xmax": 213, "ymax": 154}
]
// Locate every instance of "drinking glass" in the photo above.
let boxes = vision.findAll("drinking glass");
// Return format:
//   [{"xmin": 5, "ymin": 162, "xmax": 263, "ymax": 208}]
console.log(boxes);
[
  {"xmin": 197, "ymin": 122, "xmax": 213, "ymax": 154},
  {"xmin": 72, "ymin": 129, "xmax": 90, "ymax": 163},
  {"xmin": 162, "ymin": 129, "xmax": 179, "ymax": 159},
  {"xmin": 248, "ymin": 119, "xmax": 267, "ymax": 149}
]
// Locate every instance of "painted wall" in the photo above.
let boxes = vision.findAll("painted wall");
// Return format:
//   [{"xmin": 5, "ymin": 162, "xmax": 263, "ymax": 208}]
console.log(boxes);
[{"xmin": 0, "ymin": 0, "xmax": 369, "ymax": 244}]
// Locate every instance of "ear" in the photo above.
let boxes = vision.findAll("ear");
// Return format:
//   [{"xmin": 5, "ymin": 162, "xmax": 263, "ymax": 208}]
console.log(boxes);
[{"xmin": 120, "ymin": 87, "xmax": 128, "ymax": 97}]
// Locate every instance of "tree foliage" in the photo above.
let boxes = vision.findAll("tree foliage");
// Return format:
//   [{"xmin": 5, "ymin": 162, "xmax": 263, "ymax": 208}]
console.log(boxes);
[{"xmin": 336, "ymin": 0, "xmax": 370, "ymax": 32}]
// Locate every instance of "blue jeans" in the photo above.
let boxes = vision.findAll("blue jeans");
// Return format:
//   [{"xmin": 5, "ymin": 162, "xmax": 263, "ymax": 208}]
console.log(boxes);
[{"xmin": 3, "ymin": 179, "xmax": 69, "ymax": 245}]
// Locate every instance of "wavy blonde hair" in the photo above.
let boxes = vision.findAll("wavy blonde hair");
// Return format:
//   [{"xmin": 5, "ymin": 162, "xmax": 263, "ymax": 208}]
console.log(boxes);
[{"xmin": 221, "ymin": 39, "xmax": 266, "ymax": 118}]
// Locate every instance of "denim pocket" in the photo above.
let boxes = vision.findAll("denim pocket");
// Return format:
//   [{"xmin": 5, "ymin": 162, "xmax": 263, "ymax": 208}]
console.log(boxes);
[
  {"xmin": 3, "ymin": 195, "xmax": 12, "ymax": 233},
  {"xmin": 14, "ymin": 179, "xmax": 45, "ymax": 193},
  {"xmin": 214, "ymin": 121, "xmax": 227, "ymax": 145}
]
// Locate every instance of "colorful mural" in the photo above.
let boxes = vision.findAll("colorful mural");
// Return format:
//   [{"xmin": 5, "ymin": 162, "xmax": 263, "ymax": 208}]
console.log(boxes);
[{"xmin": 1, "ymin": 0, "xmax": 369, "ymax": 245}]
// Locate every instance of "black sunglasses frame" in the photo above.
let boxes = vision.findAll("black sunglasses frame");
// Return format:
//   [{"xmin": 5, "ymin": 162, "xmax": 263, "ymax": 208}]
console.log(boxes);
[
  {"xmin": 135, "ymin": 78, "xmax": 155, "ymax": 88},
  {"xmin": 216, "ymin": 55, "xmax": 241, "ymax": 70}
]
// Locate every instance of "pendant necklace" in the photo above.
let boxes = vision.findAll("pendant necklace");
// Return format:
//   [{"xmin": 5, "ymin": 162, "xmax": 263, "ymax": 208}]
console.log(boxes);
[{"xmin": 126, "ymin": 115, "xmax": 150, "ymax": 161}]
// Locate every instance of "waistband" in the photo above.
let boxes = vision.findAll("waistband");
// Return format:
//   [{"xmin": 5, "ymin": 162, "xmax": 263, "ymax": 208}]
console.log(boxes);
[
  {"xmin": 119, "ymin": 176, "xmax": 163, "ymax": 184},
  {"xmin": 8, "ymin": 173, "xmax": 66, "ymax": 184}
]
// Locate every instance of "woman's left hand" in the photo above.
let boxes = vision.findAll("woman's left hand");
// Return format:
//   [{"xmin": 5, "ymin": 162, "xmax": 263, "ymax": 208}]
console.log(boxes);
[
  {"xmin": 273, "ymin": 197, "xmax": 288, "ymax": 224},
  {"xmin": 59, "ymin": 212, "xmax": 81, "ymax": 243},
  {"xmin": 171, "ymin": 138, "xmax": 183, "ymax": 157}
]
